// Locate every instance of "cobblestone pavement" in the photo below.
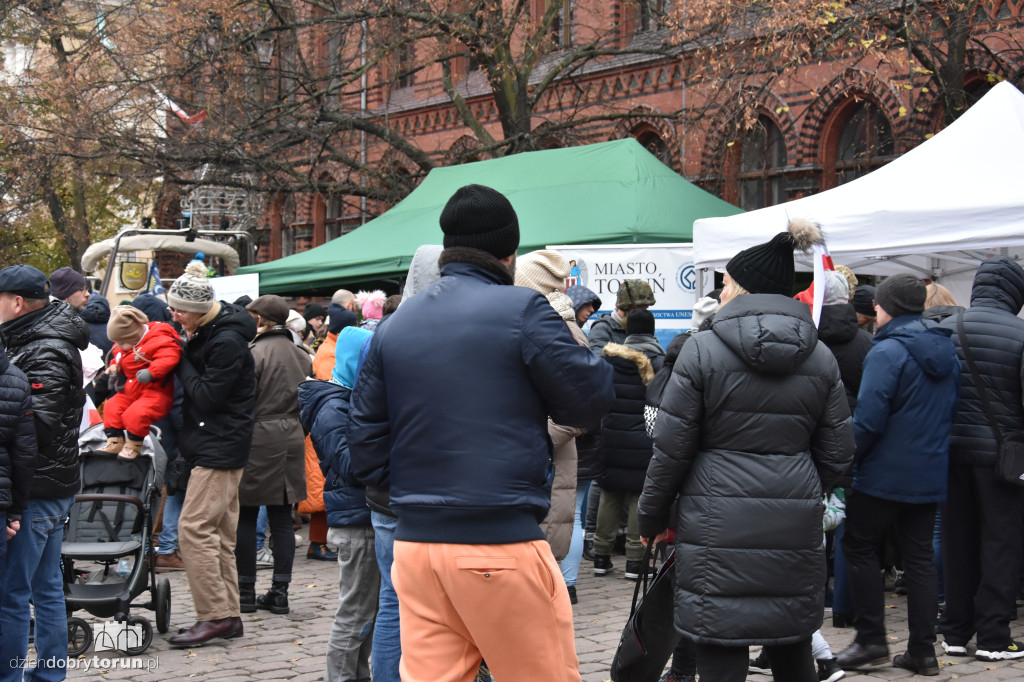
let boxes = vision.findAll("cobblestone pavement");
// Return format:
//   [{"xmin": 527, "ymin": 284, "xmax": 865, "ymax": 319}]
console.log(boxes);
[{"xmin": 50, "ymin": 531, "xmax": 1024, "ymax": 681}]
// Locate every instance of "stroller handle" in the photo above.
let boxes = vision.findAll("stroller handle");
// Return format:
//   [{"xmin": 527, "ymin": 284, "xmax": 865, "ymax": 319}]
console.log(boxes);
[{"xmin": 74, "ymin": 493, "xmax": 146, "ymax": 509}]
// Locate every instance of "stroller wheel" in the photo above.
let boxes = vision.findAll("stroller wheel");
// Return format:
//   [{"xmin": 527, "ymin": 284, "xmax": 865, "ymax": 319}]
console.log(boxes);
[
  {"xmin": 154, "ymin": 578, "xmax": 172, "ymax": 634},
  {"xmin": 123, "ymin": 616, "xmax": 154, "ymax": 656},
  {"xmin": 68, "ymin": 617, "xmax": 92, "ymax": 657}
]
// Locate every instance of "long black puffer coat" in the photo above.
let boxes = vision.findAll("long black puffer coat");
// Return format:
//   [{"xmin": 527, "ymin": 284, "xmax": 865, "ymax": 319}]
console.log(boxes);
[
  {"xmin": 598, "ymin": 338, "xmax": 664, "ymax": 492},
  {"xmin": 816, "ymin": 303, "xmax": 873, "ymax": 413},
  {"xmin": 0, "ymin": 301, "xmax": 89, "ymax": 500},
  {"xmin": 637, "ymin": 294, "xmax": 853, "ymax": 647},
  {"xmin": 939, "ymin": 257, "xmax": 1024, "ymax": 468}
]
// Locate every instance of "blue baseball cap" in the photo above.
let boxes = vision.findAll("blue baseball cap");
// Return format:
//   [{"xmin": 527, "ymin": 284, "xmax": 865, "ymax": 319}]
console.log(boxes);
[{"xmin": 0, "ymin": 265, "xmax": 50, "ymax": 299}]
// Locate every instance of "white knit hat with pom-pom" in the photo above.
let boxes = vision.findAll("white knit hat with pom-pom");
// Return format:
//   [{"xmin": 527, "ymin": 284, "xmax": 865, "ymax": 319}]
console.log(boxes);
[{"xmin": 168, "ymin": 261, "xmax": 215, "ymax": 313}]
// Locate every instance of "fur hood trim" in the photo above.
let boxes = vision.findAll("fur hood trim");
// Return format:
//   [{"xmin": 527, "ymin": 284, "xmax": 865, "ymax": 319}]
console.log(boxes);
[{"xmin": 602, "ymin": 342, "xmax": 655, "ymax": 385}]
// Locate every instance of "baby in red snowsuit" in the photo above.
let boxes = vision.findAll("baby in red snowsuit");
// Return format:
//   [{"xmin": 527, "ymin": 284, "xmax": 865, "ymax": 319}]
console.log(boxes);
[{"xmin": 103, "ymin": 305, "xmax": 182, "ymax": 460}]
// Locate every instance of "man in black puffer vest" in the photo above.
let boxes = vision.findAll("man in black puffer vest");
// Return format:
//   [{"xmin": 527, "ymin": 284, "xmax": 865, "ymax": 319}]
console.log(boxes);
[
  {"xmin": 0, "ymin": 264, "xmax": 90, "ymax": 678},
  {"xmin": 937, "ymin": 256, "xmax": 1024, "ymax": 663}
]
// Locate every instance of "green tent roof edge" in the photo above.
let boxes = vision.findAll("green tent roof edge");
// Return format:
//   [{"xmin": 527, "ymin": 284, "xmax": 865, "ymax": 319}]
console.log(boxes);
[{"xmin": 242, "ymin": 138, "xmax": 741, "ymax": 294}]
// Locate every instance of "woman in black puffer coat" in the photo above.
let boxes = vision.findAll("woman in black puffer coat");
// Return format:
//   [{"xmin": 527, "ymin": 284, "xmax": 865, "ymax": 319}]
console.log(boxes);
[
  {"xmin": 592, "ymin": 310, "xmax": 664, "ymax": 579},
  {"xmin": 638, "ymin": 220, "xmax": 854, "ymax": 681}
]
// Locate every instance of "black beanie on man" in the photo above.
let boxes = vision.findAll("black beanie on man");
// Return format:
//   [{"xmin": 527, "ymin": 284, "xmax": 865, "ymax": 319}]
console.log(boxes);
[
  {"xmin": 853, "ymin": 285, "xmax": 876, "ymax": 317},
  {"xmin": 725, "ymin": 219, "xmax": 824, "ymax": 296},
  {"xmin": 874, "ymin": 274, "xmax": 926, "ymax": 318},
  {"xmin": 625, "ymin": 308, "xmax": 656, "ymax": 336},
  {"xmin": 439, "ymin": 184, "xmax": 520, "ymax": 259}
]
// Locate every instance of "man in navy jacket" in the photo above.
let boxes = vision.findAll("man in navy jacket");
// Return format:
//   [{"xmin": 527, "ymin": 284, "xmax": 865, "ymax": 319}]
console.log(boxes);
[
  {"xmin": 837, "ymin": 274, "xmax": 960, "ymax": 676},
  {"xmin": 349, "ymin": 184, "xmax": 614, "ymax": 682}
]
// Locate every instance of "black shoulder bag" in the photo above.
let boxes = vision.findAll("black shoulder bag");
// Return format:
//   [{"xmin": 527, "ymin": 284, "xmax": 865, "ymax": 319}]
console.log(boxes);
[
  {"xmin": 610, "ymin": 544, "xmax": 681, "ymax": 682},
  {"xmin": 956, "ymin": 311, "xmax": 1024, "ymax": 487}
]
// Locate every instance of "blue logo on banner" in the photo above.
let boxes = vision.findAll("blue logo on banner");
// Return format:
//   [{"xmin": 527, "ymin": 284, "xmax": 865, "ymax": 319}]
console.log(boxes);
[{"xmin": 677, "ymin": 264, "xmax": 696, "ymax": 291}]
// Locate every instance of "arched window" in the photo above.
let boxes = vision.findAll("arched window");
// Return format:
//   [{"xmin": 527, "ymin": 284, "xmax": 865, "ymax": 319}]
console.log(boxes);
[
  {"xmin": 831, "ymin": 100, "xmax": 894, "ymax": 186},
  {"xmin": 735, "ymin": 115, "xmax": 787, "ymax": 210},
  {"xmin": 636, "ymin": 129, "xmax": 671, "ymax": 166}
]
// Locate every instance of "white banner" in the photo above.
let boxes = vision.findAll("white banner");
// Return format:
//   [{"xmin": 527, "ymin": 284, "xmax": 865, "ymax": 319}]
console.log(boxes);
[
  {"xmin": 211, "ymin": 273, "xmax": 260, "ymax": 303},
  {"xmin": 548, "ymin": 244, "xmax": 697, "ymax": 346}
]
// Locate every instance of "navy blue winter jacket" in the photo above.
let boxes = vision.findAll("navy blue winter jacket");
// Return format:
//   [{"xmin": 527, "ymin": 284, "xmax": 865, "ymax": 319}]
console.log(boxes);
[
  {"xmin": 79, "ymin": 293, "xmax": 113, "ymax": 357},
  {"xmin": 852, "ymin": 315, "xmax": 961, "ymax": 503},
  {"xmin": 298, "ymin": 379, "xmax": 370, "ymax": 528},
  {"xmin": 348, "ymin": 252, "xmax": 615, "ymax": 545}
]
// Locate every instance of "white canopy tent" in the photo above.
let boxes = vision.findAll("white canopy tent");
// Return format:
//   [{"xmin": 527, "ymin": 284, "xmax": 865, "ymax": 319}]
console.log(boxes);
[{"xmin": 693, "ymin": 81, "xmax": 1024, "ymax": 306}]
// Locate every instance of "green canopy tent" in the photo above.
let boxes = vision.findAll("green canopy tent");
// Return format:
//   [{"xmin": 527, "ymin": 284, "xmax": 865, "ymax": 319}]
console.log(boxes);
[{"xmin": 241, "ymin": 138, "xmax": 741, "ymax": 293}]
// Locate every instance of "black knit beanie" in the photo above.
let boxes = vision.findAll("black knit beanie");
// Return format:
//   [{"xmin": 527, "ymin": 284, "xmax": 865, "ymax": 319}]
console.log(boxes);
[
  {"xmin": 625, "ymin": 308, "xmax": 655, "ymax": 336},
  {"xmin": 875, "ymin": 274, "xmax": 925, "ymax": 318},
  {"xmin": 853, "ymin": 285, "xmax": 876, "ymax": 317},
  {"xmin": 440, "ymin": 184, "xmax": 520, "ymax": 259},
  {"xmin": 725, "ymin": 219, "xmax": 824, "ymax": 296}
]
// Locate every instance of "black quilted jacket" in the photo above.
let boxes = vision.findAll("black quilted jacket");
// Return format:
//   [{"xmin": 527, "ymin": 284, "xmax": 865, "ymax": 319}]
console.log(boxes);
[
  {"xmin": 939, "ymin": 257, "xmax": 1024, "ymax": 468},
  {"xmin": 0, "ymin": 351, "xmax": 36, "ymax": 517},
  {"xmin": 637, "ymin": 294, "xmax": 853, "ymax": 647},
  {"xmin": 0, "ymin": 301, "xmax": 89, "ymax": 500}
]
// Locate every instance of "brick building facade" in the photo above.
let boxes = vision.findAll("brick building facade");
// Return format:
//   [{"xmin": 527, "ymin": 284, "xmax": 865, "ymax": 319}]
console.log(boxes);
[{"xmin": 163, "ymin": 1, "xmax": 1024, "ymax": 266}]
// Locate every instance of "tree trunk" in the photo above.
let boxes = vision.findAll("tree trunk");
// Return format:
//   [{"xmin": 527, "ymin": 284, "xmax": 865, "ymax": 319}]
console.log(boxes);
[{"xmin": 940, "ymin": 4, "xmax": 975, "ymax": 125}]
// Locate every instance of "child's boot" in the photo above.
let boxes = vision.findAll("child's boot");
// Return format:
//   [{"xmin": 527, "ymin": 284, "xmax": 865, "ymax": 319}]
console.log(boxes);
[
  {"xmin": 118, "ymin": 433, "xmax": 144, "ymax": 461},
  {"xmin": 103, "ymin": 428, "xmax": 125, "ymax": 454}
]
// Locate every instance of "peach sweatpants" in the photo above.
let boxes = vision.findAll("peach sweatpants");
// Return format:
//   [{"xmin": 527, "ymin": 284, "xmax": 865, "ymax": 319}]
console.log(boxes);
[{"xmin": 393, "ymin": 539, "xmax": 581, "ymax": 682}]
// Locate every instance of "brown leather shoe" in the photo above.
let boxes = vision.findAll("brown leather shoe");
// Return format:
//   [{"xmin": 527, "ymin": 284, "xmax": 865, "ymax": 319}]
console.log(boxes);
[
  {"xmin": 168, "ymin": 617, "xmax": 243, "ymax": 647},
  {"xmin": 155, "ymin": 551, "xmax": 185, "ymax": 572}
]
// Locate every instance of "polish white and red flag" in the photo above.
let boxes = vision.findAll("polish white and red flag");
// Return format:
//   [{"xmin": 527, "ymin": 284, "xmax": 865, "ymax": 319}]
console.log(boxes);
[
  {"xmin": 811, "ymin": 241, "xmax": 835, "ymax": 328},
  {"xmin": 153, "ymin": 87, "xmax": 207, "ymax": 125}
]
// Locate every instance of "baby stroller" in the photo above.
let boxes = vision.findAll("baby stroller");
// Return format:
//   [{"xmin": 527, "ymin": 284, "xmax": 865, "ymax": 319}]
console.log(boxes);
[{"xmin": 61, "ymin": 423, "xmax": 170, "ymax": 656}]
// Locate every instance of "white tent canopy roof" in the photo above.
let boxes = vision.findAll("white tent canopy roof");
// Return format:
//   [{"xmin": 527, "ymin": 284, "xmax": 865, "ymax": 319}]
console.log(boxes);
[{"xmin": 693, "ymin": 81, "xmax": 1024, "ymax": 286}]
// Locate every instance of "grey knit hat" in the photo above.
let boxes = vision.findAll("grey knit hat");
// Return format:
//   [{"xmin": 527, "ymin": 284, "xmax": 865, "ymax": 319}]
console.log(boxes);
[{"xmin": 167, "ymin": 261, "xmax": 215, "ymax": 313}]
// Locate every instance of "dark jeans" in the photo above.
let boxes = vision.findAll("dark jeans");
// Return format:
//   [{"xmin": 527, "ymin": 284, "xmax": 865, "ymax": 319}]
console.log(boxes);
[
  {"xmin": 695, "ymin": 639, "xmax": 815, "ymax": 682},
  {"xmin": 236, "ymin": 504, "xmax": 295, "ymax": 585},
  {"xmin": 842, "ymin": 491, "xmax": 937, "ymax": 657},
  {"xmin": 669, "ymin": 636, "xmax": 697, "ymax": 676},
  {"xmin": 939, "ymin": 463, "xmax": 1024, "ymax": 650}
]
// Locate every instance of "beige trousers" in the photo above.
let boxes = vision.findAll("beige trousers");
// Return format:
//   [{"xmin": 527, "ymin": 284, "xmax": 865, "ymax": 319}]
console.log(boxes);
[{"xmin": 178, "ymin": 466, "xmax": 244, "ymax": 621}]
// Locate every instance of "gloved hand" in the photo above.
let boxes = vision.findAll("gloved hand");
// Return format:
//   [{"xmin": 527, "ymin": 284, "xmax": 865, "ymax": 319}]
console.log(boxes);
[{"xmin": 136, "ymin": 369, "xmax": 154, "ymax": 384}]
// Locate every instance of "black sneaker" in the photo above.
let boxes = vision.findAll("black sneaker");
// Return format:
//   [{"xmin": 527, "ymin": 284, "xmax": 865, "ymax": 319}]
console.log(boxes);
[
  {"xmin": 975, "ymin": 640, "xmax": 1024, "ymax": 661},
  {"xmin": 567, "ymin": 585, "xmax": 578, "ymax": 605},
  {"xmin": 624, "ymin": 560, "xmax": 655, "ymax": 581},
  {"xmin": 593, "ymin": 555, "xmax": 613, "ymax": 576},
  {"xmin": 817, "ymin": 657, "xmax": 845, "ymax": 682},
  {"xmin": 582, "ymin": 536, "xmax": 595, "ymax": 561},
  {"xmin": 748, "ymin": 649, "xmax": 770, "ymax": 673}
]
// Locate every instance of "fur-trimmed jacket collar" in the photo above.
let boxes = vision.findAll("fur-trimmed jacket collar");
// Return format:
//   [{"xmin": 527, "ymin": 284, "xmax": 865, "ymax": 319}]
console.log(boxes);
[
  {"xmin": 438, "ymin": 247, "xmax": 514, "ymax": 285},
  {"xmin": 602, "ymin": 342, "xmax": 656, "ymax": 385}
]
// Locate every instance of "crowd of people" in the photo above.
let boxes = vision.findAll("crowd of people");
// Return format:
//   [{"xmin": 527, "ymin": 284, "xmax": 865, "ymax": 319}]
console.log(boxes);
[{"xmin": 1, "ymin": 183, "xmax": 1023, "ymax": 682}]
